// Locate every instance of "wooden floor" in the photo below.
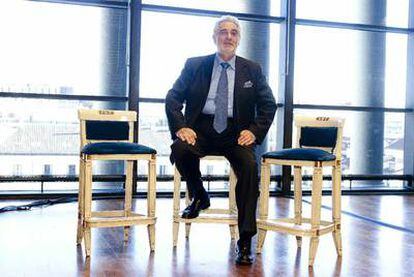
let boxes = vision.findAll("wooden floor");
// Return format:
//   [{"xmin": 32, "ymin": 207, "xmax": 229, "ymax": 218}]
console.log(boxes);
[{"xmin": 1, "ymin": 195, "xmax": 414, "ymax": 276}]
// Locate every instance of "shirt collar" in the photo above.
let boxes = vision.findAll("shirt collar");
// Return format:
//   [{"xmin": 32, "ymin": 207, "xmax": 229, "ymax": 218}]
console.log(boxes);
[{"xmin": 215, "ymin": 53, "xmax": 236, "ymax": 70}]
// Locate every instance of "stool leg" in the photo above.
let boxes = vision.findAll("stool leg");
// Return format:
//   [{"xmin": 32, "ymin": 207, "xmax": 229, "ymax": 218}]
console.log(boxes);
[
  {"xmin": 76, "ymin": 157, "xmax": 85, "ymax": 245},
  {"xmin": 293, "ymin": 166, "xmax": 303, "ymax": 248},
  {"xmin": 147, "ymin": 157, "xmax": 156, "ymax": 252},
  {"xmin": 257, "ymin": 230, "xmax": 267, "ymax": 254},
  {"xmin": 123, "ymin": 160, "xmax": 134, "ymax": 243},
  {"xmin": 256, "ymin": 161, "xmax": 270, "ymax": 254},
  {"xmin": 229, "ymin": 167, "xmax": 237, "ymax": 240},
  {"xmin": 173, "ymin": 167, "xmax": 181, "ymax": 247},
  {"xmin": 309, "ymin": 237, "xmax": 320, "ymax": 267},
  {"xmin": 332, "ymin": 164, "xmax": 342, "ymax": 256},
  {"xmin": 184, "ymin": 189, "xmax": 191, "ymax": 238},
  {"xmin": 84, "ymin": 227, "xmax": 91, "ymax": 258},
  {"xmin": 84, "ymin": 159, "xmax": 93, "ymax": 257},
  {"xmin": 173, "ymin": 222, "xmax": 180, "ymax": 247},
  {"xmin": 309, "ymin": 165, "xmax": 323, "ymax": 267},
  {"xmin": 185, "ymin": 223, "xmax": 191, "ymax": 238},
  {"xmin": 229, "ymin": 225, "xmax": 239, "ymax": 241}
]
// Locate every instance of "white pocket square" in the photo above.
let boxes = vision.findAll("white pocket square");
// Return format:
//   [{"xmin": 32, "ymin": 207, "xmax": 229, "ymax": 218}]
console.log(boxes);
[{"xmin": 243, "ymin": 80, "xmax": 253, "ymax": 88}]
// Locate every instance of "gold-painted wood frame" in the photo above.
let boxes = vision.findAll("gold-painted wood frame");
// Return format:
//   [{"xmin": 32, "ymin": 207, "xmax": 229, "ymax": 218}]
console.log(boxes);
[
  {"xmin": 172, "ymin": 155, "xmax": 238, "ymax": 247},
  {"xmin": 76, "ymin": 109, "xmax": 157, "ymax": 257},
  {"xmin": 257, "ymin": 115, "xmax": 345, "ymax": 267}
]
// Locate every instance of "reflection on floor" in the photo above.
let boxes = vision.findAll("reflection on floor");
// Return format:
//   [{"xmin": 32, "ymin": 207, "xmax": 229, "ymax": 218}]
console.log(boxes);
[{"xmin": 0, "ymin": 195, "xmax": 413, "ymax": 276}]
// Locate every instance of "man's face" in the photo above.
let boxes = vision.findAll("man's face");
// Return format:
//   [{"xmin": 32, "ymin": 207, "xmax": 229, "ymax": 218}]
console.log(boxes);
[{"xmin": 213, "ymin": 21, "xmax": 240, "ymax": 57}]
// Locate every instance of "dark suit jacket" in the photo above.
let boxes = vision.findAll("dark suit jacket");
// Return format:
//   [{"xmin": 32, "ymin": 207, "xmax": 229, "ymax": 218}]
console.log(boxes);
[{"xmin": 165, "ymin": 54, "xmax": 277, "ymax": 145}]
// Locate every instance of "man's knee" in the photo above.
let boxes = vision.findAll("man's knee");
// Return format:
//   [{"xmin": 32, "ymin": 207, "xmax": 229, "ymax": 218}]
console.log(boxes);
[
  {"xmin": 171, "ymin": 139, "xmax": 205, "ymax": 165},
  {"xmin": 171, "ymin": 139, "xmax": 184, "ymax": 151},
  {"xmin": 171, "ymin": 139, "xmax": 190, "ymax": 159},
  {"xmin": 237, "ymin": 152, "xmax": 258, "ymax": 173},
  {"xmin": 243, "ymin": 157, "xmax": 258, "ymax": 171}
]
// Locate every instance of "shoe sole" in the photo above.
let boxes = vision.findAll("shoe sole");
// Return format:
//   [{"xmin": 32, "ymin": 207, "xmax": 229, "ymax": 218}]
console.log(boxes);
[
  {"xmin": 235, "ymin": 260, "xmax": 253, "ymax": 266},
  {"xmin": 181, "ymin": 203, "xmax": 210, "ymax": 219}
]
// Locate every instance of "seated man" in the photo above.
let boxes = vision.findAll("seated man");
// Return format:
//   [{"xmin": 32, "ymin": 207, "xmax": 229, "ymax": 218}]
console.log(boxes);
[{"xmin": 165, "ymin": 15, "xmax": 276, "ymax": 265}]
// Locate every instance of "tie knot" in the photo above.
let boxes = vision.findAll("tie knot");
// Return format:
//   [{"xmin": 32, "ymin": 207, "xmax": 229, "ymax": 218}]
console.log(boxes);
[{"xmin": 220, "ymin": 62, "xmax": 230, "ymax": 70}]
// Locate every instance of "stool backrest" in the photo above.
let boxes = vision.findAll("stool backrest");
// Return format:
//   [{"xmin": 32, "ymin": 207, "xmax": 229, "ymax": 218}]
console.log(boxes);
[
  {"xmin": 294, "ymin": 115, "xmax": 345, "ymax": 159},
  {"xmin": 78, "ymin": 109, "xmax": 136, "ymax": 148}
]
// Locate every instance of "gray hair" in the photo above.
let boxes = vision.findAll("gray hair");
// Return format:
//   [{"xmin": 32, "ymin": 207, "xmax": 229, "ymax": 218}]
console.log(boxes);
[{"xmin": 213, "ymin": 15, "xmax": 241, "ymax": 37}]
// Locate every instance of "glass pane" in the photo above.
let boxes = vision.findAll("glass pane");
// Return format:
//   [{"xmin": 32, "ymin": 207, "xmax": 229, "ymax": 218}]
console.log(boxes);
[
  {"xmin": 0, "ymin": 98, "xmax": 126, "ymax": 178},
  {"xmin": 0, "ymin": 1, "xmax": 127, "ymax": 97},
  {"xmin": 265, "ymin": 110, "xmax": 280, "ymax": 152},
  {"xmin": 296, "ymin": 0, "xmax": 409, "ymax": 28},
  {"xmin": 140, "ymin": 12, "xmax": 280, "ymax": 100},
  {"xmin": 143, "ymin": 0, "xmax": 281, "ymax": 17},
  {"xmin": 138, "ymin": 102, "xmax": 174, "ymax": 179},
  {"xmin": 293, "ymin": 109, "xmax": 405, "ymax": 182},
  {"xmin": 294, "ymin": 26, "xmax": 407, "ymax": 108}
]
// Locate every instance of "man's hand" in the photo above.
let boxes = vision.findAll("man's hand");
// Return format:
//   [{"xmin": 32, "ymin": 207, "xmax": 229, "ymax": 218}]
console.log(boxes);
[
  {"xmin": 176, "ymin": 127, "xmax": 197, "ymax": 145},
  {"xmin": 238, "ymin": 130, "xmax": 256, "ymax": 146}
]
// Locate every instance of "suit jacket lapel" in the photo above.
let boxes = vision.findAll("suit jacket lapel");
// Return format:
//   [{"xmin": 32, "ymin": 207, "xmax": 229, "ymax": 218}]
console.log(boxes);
[
  {"xmin": 234, "ymin": 56, "xmax": 247, "ymax": 120},
  {"xmin": 198, "ymin": 54, "xmax": 215, "ymax": 112}
]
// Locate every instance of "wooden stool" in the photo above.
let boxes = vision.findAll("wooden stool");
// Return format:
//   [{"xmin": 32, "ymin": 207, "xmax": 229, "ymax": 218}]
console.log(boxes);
[
  {"xmin": 172, "ymin": 155, "xmax": 238, "ymax": 247},
  {"xmin": 76, "ymin": 109, "xmax": 157, "ymax": 257},
  {"xmin": 257, "ymin": 115, "xmax": 345, "ymax": 267}
]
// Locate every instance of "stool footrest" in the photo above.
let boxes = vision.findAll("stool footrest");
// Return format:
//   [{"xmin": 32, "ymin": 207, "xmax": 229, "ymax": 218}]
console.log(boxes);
[
  {"xmin": 201, "ymin": 208, "xmax": 237, "ymax": 215},
  {"xmin": 174, "ymin": 214, "xmax": 237, "ymax": 224},
  {"xmin": 86, "ymin": 214, "xmax": 156, "ymax": 228},
  {"xmin": 257, "ymin": 217, "xmax": 334, "ymax": 236},
  {"xmin": 91, "ymin": 211, "xmax": 146, "ymax": 217}
]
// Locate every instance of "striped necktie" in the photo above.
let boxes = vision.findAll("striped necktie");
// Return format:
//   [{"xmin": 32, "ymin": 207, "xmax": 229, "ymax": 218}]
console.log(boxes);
[{"xmin": 213, "ymin": 62, "xmax": 230, "ymax": 133}]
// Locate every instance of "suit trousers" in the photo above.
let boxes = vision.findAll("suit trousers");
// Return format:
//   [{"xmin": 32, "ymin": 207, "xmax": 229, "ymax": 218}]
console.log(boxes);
[{"xmin": 170, "ymin": 114, "xmax": 259, "ymax": 239}]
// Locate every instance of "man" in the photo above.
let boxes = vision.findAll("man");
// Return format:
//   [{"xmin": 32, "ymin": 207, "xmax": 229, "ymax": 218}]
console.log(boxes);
[{"xmin": 165, "ymin": 15, "xmax": 276, "ymax": 265}]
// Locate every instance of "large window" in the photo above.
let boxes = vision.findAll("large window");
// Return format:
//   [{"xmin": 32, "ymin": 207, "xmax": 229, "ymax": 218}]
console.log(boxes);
[
  {"xmin": 0, "ymin": 0, "xmax": 413, "ymax": 194},
  {"xmin": 296, "ymin": 0, "xmax": 409, "ymax": 27},
  {"xmin": 143, "ymin": 0, "xmax": 281, "ymax": 17},
  {"xmin": 0, "ymin": 1, "xmax": 127, "ymax": 97},
  {"xmin": 294, "ymin": 26, "xmax": 407, "ymax": 108},
  {"xmin": 140, "ymin": 12, "xmax": 280, "ymax": 99},
  {"xmin": 0, "ymin": 1, "xmax": 128, "ymax": 193},
  {"xmin": 292, "ymin": 0, "xmax": 412, "ymax": 189}
]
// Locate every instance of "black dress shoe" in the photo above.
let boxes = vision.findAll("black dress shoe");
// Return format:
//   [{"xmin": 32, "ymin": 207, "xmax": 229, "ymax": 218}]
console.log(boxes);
[
  {"xmin": 181, "ymin": 197, "xmax": 210, "ymax": 219},
  {"xmin": 235, "ymin": 240, "xmax": 253, "ymax": 265}
]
